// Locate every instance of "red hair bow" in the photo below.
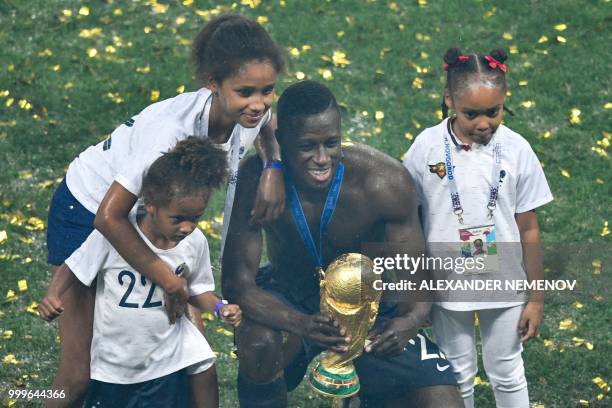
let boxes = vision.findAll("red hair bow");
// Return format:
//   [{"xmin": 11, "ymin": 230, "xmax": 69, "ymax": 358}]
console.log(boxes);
[
  {"xmin": 443, "ymin": 55, "xmax": 470, "ymax": 71},
  {"xmin": 484, "ymin": 55, "xmax": 507, "ymax": 73}
]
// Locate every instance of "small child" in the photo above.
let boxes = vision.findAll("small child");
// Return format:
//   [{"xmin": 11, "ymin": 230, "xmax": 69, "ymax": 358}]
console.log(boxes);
[
  {"xmin": 40, "ymin": 138, "xmax": 241, "ymax": 407},
  {"xmin": 403, "ymin": 48, "xmax": 553, "ymax": 407}
]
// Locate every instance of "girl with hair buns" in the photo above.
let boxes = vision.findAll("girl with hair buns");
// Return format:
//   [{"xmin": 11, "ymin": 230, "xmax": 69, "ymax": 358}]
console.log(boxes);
[
  {"xmin": 43, "ymin": 14, "xmax": 284, "ymax": 407},
  {"xmin": 403, "ymin": 48, "xmax": 553, "ymax": 407},
  {"xmin": 41, "ymin": 138, "xmax": 242, "ymax": 407}
]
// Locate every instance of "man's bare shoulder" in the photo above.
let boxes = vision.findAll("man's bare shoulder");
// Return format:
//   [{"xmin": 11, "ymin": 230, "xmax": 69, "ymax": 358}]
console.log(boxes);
[{"xmin": 343, "ymin": 143, "xmax": 413, "ymax": 191}]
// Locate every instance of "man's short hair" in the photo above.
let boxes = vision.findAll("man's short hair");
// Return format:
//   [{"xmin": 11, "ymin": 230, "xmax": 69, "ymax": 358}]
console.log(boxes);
[{"xmin": 277, "ymin": 81, "xmax": 339, "ymax": 139}]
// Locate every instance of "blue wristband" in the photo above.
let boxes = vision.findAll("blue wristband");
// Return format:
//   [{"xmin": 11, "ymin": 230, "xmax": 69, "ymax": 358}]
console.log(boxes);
[
  {"xmin": 214, "ymin": 299, "xmax": 228, "ymax": 319},
  {"xmin": 263, "ymin": 160, "xmax": 283, "ymax": 171}
]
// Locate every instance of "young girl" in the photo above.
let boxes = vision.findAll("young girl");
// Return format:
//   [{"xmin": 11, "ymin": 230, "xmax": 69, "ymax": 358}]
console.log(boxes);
[
  {"xmin": 40, "ymin": 138, "xmax": 241, "ymax": 407},
  {"xmin": 403, "ymin": 48, "xmax": 553, "ymax": 407},
  {"xmin": 44, "ymin": 14, "xmax": 284, "ymax": 406}
]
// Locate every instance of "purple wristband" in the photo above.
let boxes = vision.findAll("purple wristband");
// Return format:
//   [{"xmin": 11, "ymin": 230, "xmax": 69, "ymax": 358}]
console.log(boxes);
[
  {"xmin": 214, "ymin": 299, "xmax": 228, "ymax": 319},
  {"xmin": 263, "ymin": 160, "xmax": 283, "ymax": 171}
]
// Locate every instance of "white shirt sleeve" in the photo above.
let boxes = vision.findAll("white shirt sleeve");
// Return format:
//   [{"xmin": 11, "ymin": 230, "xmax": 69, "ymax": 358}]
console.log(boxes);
[
  {"xmin": 515, "ymin": 144, "xmax": 553, "ymax": 213},
  {"xmin": 114, "ymin": 121, "xmax": 183, "ymax": 196},
  {"xmin": 65, "ymin": 230, "xmax": 111, "ymax": 287},
  {"xmin": 402, "ymin": 137, "xmax": 425, "ymax": 206},
  {"xmin": 188, "ymin": 233, "xmax": 215, "ymax": 296}
]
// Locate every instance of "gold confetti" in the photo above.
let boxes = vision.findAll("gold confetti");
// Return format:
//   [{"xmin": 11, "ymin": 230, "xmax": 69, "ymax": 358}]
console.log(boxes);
[
  {"xmin": 569, "ymin": 108, "xmax": 581, "ymax": 125},
  {"xmin": 0, "ymin": 230, "xmax": 7, "ymax": 245},
  {"xmin": 518, "ymin": 80, "xmax": 528, "ymax": 86},
  {"xmin": 2, "ymin": 330, "xmax": 13, "ymax": 339},
  {"xmin": 152, "ymin": 2, "xmax": 169, "ymax": 14},
  {"xmin": 241, "ymin": 0, "xmax": 261, "ymax": 8},
  {"xmin": 579, "ymin": 400, "xmax": 589, "ymax": 406},
  {"xmin": 183, "ymin": 0, "xmax": 193, "ymax": 5},
  {"xmin": 601, "ymin": 221, "xmax": 609, "ymax": 237},
  {"xmin": 136, "ymin": 65, "xmax": 151, "ymax": 74},
  {"xmin": 375, "ymin": 111, "xmax": 384, "ymax": 121},
  {"xmin": 256, "ymin": 16, "xmax": 268, "ymax": 24},
  {"xmin": 592, "ymin": 259, "xmax": 602, "ymax": 274},
  {"xmin": 113, "ymin": 8, "xmax": 123, "ymax": 16},
  {"xmin": 336, "ymin": 31, "xmax": 345, "ymax": 38},
  {"xmin": 176, "ymin": 85, "xmax": 185, "ymax": 93},
  {"xmin": 201, "ymin": 312, "xmax": 215, "ymax": 321},
  {"xmin": 150, "ymin": 90, "xmax": 160, "ymax": 102},
  {"xmin": 398, "ymin": 23, "xmax": 405, "ymax": 31},
  {"xmin": 503, "ymin": 32, "xmax": 513, "ymax": 40},
  {"xmin": 6, "ymin": 97, "xmax": 14, "ymax": 107},
  {"xmin": 3, "ymin": 354, "xmax": 19, "ymax": 365},
  {"xmin": 216, "ymin": 327, "xmax": 233, "ymax": 336},
  {"xmin": 0, "ymin": 90, "xmax": 8, "ymax": 97},
  {"xmin": 574, "ymin": 302, "xmax": 584, "ymax": 309},
  {"xmin": 559, "ymin": 318, "xmax": 576, "ymax": 331},
  {"xmin": 105, "ymin": 45, "xmax": 116, "ymax": 54},
  {"xmin": 62, "ymin": 9, "xmax": 72, "ymax": 17},
  {"xmin": 538, "ymin": 35, "xmax": 549, "ymax": 44},
  {"xmin": 521, "ymin": 100, "xmax": 535, "ymax": 108},
  {"xmin": 436, "ymin": 110, "xmax": 443, "ymax": 120},
  {"xmin": 331, "ymin": 50, "xmax": 351, "ymax": 67},
  {"xmin": 585, "ymin": 342, "xmax": 594, "ymax": 350},
  {"xmin": 38, "ymin": 48, "xmax": 53, "ymax": 57},
  {"xmin": 25, "ymin": 301, "xmax": 38, "ymax": 315},
  {"xmin": 302, "ymin": 45, "xmax": 312, "ymax": 53},
  {"xmin": 509, "ymin": 45, "xmax": 519, "ymax": 54},
  {"xmin": 78, "ymin": 6, "xmax": 90, "ymax": 16},
  {"xmin": 418, "ymin": 0, "xmax": 427, "ymax": 7},
  {"xmin": 52, "ymin": 64, "xmax": 61, "ymax": 72},
  {"xmin": 78, "ymin": 28, "xmax": 102, "ymax": 38},
  {"xmin": 542, "ymin": 131, "xmax": 552, "ymax": 139},
  {"xmin": 483, "ymin": 7, "xmax": 496, "ymax": 17},
  {"xmin": 554, "ymin": 23, "xmax": 568, "ymax": 31},
  {"xmin": 295, "ymin": 71, "xmax": 305, "ymax": 80},
  {"xmin": 415, "ymin": 33, "xmax": 431, "ymax": 41},
  {"xmin": 560, "ymin": 168, "xmax": 571, "ymax": 178},
  {"xmin": 474, "ymin": 376, "xmax": 489, "ymax": 386},
  {"xmin": 543, "ymin": 339, "xmax": 554, "ymax": 349},
  {"xmin": 556, "ymin": 36, "xmax": 567, "ymax": 44},
  {"xmin": 144, "ymin": 26, "xmax": 152, "ymax": 34},
  {"xmin": 604, "ymin": 103, "xmax": 612, "ymax": 109},
  {"xmin": 26, "ymin": 217, "xmax": 45, "ymax": 231},
  {"xmin": 6, "ymin": 290, "xmax": 17, "ymax": 302},
  {"xmin": 17, "ymin": 280, "xmax": 27, "ymax": 292},
  {"xmin": 289, "ymin": 48, "xmax": 300, "ymax": 58},
  {"xmin": 318, "ymin": 69, "xmax": 333, "ymax": 80},
  {"xmin": 388, "ymin": 2, "xmax": 398, "ymax": 11},
  {"xmin": 572, "ymin": 337, "xmax": 584, "ymax": 346},
  {"xmin": 86, "ymin": 48, "xmax": 98, "ymax": 58},
  {"xmin": 412, "ymin": 77, "xmax": 423, "ymax": 89}
]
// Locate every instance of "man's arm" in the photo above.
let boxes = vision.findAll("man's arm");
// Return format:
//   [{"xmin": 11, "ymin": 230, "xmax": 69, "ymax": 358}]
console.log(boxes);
[
  {"xmin": 222, "ymin": 157, "xmax": 347, "ymax": 350},
  {"xmin": 366, "ymin": 163, "xmax": 431, "ymax": 356}
]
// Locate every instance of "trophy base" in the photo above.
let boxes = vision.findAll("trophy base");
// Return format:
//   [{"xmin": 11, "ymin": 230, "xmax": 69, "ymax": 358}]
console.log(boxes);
[{"xmin": 308, "ymin": 359, "xmax": 360, "ymax": 398}]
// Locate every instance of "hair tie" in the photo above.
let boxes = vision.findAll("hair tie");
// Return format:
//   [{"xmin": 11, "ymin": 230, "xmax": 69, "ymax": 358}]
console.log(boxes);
[
  {"xmin": 443, "ymin": 55, "xmax": 470, "ymax": 71},
  {"xmin": 484, "ymin": 55, "xmax": 507, "ymax": 73}
]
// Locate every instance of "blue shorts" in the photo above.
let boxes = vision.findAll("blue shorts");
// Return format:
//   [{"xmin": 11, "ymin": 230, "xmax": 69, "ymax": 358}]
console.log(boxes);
[
  {"xmin": 84, "ymin": 369, "xmax": 189, "ymax": 408},
  {"xmin": 46, "ymin": 179, "xmax": 96, "ymax": 265},
  {"xmin": 256, "ymin": 265, "xmax": 457, "ymax": 401}
]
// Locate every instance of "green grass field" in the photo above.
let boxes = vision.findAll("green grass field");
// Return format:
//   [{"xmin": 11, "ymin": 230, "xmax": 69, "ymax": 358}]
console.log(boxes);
[{"xmin": 0, "ymin": 0, "xmax": 610, "ymax": 407}]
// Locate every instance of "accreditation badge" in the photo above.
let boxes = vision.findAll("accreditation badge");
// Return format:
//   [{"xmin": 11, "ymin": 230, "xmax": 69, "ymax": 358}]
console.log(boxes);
[{"xmin": 458, "ymin": 224, "xmax": 499, "ymax": 274}]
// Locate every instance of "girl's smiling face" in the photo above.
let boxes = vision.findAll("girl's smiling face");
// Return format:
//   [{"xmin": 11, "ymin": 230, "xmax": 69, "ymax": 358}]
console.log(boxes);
[
  {"xmin": 445, "ymin": 83, "xmax": 505, "ymax": 146},
  {"xmin": 209, "ymin": 60, "xmax": 277, "ymax": 129}
]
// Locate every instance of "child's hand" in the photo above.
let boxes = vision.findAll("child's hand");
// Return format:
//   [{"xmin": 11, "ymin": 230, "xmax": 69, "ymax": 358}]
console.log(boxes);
[
  {"xmin": 220, "ymin": 304, "xmax": 242, "ymax": 327},
  {"xmin": 38, "ymin": 294, "xmax": 64, "ymax": 322},
  {"xmin": 519, "ymin": 301, "xmax": 543, "ymax": 342}
]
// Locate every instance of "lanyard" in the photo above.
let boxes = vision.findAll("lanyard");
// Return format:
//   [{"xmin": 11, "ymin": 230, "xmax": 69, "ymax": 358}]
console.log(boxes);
[
  {"xmin": 286, "ymin": 162, "xmax": 345, "ymax": 279},
  {"xmin": 444, "ymin": 123, "xmax": 502, "ymax": 224}
]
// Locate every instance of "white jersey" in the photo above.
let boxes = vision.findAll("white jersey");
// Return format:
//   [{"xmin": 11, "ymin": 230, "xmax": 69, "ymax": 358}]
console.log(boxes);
[
  {"xmin": 66, "ymin": 88, "xmax": 270, "ymax": 214},
  {"xmin": 403, "ymin": 118, "xmax": 553, "ymax": 311},
  {"xmin": 65, "ymin": 216, "xmax": 216, "ymax": 384}
]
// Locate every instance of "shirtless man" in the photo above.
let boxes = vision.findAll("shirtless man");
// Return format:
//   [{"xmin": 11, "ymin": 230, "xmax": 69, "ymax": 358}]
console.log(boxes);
[{"xmin": 223, "ymin": 81, "xmax": 461, "ymax": 407}]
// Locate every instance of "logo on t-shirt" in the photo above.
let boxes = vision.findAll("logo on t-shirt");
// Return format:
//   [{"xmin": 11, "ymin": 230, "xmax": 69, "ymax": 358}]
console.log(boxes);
[{"xmin": 428, "ymin": 162, "xmax": 447, "ymax": 179}]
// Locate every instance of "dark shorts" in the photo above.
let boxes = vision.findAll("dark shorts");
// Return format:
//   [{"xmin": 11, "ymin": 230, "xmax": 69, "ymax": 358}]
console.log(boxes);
[
  {"xmin": 84, "ymin": 369, "xmax": 189, "ymax": 408},
  {"xmin": 256, "ymin": 265, "xmax": 457, "ymax": 401},
  {"xmin": 46, "ymin": 179, "xmax": 96, "ymax": 265}
]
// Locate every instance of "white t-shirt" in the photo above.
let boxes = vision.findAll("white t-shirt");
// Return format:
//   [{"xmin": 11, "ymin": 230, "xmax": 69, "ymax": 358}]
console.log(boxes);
[
  {"xmin": 65, "ymin": 216, "xmax": 216, "ymax": 384},
  {"xmin": 403, "ymin": 118, "xmax": 553, "ymax": 311},
  {"xmin": 66, "ymin": 88, "xmax": 270, "ymax": 214}
]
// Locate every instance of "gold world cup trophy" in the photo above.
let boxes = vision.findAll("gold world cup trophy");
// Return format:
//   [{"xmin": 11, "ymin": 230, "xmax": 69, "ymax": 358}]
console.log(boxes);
[{"xmin": 308, "ymin": 253, "xmax": 382, "ymax": 399}]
